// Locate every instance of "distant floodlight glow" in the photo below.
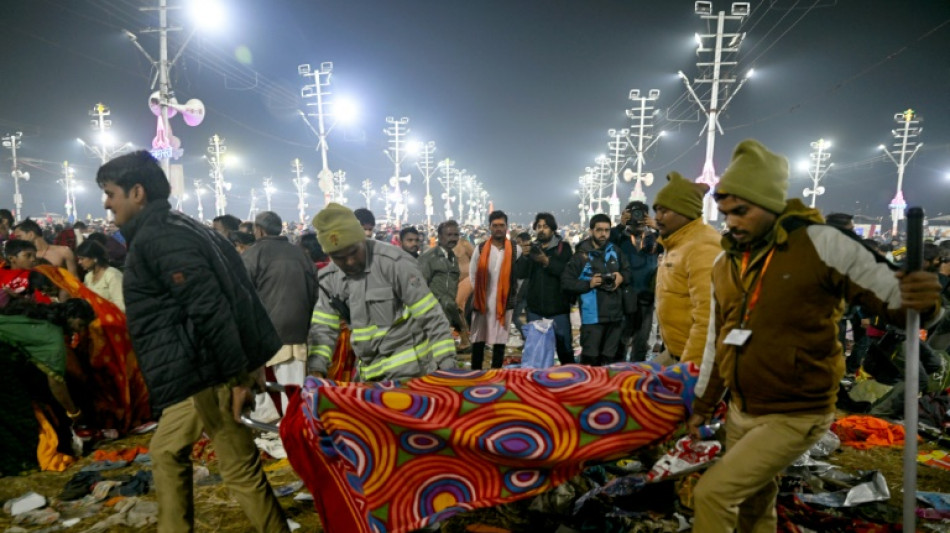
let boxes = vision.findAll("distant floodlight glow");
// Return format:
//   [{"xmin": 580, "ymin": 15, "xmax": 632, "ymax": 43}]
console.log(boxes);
[
  {"xmin": 334, "ymin": 97, "xmax": 359, "ymax": 124},
  {"xmin": 694, "ymin": 33, "xmax": 702, "ymax": 46},
  {"xmin": 222, "ymin": 154, "xmax": 240, "ymax": 168},
  {"xmin": 745, "ymin": 68, "xmax": 755, "ymax": 79},
  {"xmin": 189, "ymin": 0, "xmax": 226, "ymax": 31},
  {"xmin": 797, "ymin": 161, "xmax": 810, "ymax": 172}
]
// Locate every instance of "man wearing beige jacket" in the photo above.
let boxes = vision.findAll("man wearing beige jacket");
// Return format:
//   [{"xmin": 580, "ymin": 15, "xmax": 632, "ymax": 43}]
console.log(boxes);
[{"xmin": 653, "ymin": 172, "xmax": 722, "ymax": 365}]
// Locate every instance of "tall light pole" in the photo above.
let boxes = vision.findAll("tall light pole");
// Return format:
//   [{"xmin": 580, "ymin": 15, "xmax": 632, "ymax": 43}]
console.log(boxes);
[
  {"xmin": 194, "ymin": 179, "xmax": 206, "ymax": 221},
  {"xmin": 437, "ymin": 158, "xmax": 458, "ymax": 221},
  {"xmin": 359, "ymin": 179, "xmax": 376, "ymax": 209},
  {"xmin": 248, "ymin": 188, "xmax": 259, "ymax": 220},
  {"xmin": 607, "ymin": 128, "xmax": 630, "ymax": 221},
  {"xmin": 125, "ymin": 1, "xmax": 205, "ymax": 207},
  {"xmin": 298, "ymin": 62, "xmax": 337, "ymax": 207},
  {"xmin": 1, "ymin": 132, "xmax": 29, "ymax": 221},
  {"xmin": 881, "ymin": 109, "xmax": 923, "ymax": 236},
  {"xmin": 384, "ymin": 116, "xmax": 411, "ymax": 225},
  {"xmin": 414, "ymin": 141, "xmax": 437, "ymax": 228},
  {"xmin": 802, "ymin": 138, "xmax": 833, "ymax": 208},
  {"xmin": 625, "ymin": 89, "xmax": 663, "ymax": 203},
  {"xmin": 291, "ymin": 158, "xmax": 309, "ymax": 224},
  {"xmin": 594, "ymin": 155, "xmax": 611, "ymax": 214},
  {"xmin": 263, "ymin": 177, "xmax": 274, "ymax": 212},
  {"xmin": 78, "ymin": 103, "xmax": 133, "ymax": 221},
  {"xmin": 60, "ymin": 161, "xmax": 78, "ymax": 223},
  {"xmin": 206, "ymin": 134, "xmax": 229, "ymax": 217},
  {"xmin": 332, "ymin": 170, "xmax": 348, "ymax": 204},
  {"xmin": 679, "ymin": 1, "xmax": 751, "ymax": 221}
]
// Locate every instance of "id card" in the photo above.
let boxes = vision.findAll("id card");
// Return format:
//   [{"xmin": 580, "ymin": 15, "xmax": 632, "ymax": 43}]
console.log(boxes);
[{"xmin": 724, "ymin": 329, "xmax": 752, "ymax": 346}]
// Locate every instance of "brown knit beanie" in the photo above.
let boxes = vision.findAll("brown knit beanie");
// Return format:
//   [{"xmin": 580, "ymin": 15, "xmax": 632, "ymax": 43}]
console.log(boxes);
[{"xmin": 653, "ymin": 171, "xmax": 709, "ymax": 220}]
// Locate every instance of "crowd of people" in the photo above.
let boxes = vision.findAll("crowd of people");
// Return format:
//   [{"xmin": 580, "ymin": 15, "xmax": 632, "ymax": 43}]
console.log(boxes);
[{"xmin": 1, "ymin": 139, "xmax": 947, "ymax": 532}]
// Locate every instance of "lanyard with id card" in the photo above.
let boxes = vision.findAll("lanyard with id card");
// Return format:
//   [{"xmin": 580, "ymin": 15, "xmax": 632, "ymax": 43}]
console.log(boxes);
[{"xmin": 724, "ymin": 248, "xmax": 776, "ymax": 347}]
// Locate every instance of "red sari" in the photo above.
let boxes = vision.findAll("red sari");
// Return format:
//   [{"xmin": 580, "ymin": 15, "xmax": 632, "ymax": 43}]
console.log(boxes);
[{"xmin": 34, "ymin": 265, "xmax": 151, "ymax": 433}]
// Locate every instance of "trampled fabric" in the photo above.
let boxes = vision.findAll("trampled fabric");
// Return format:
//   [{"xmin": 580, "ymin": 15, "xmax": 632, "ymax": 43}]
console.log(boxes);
[
  {"xmin": 280, "ymin": 361, "xmax": 698, "ymax": 533},
  {"xmin": 36, "ymin": 265, "xmax": 151, "ymax": 434}
]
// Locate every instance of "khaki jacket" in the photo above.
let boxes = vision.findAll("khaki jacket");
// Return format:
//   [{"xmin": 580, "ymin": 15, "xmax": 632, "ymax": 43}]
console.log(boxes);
[{"xmin": 656, "ymin": 218, "xmax": 722, "ymax": 364}]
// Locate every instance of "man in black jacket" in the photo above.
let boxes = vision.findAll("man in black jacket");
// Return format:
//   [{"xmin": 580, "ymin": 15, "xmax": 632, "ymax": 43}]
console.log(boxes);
[
  {"xmin": 97, "ymin": 151, "xmax": 289, "ymax": 533},
  {"xmin": 515, "ymin": 213, "xmax": 575, "ymax": 365},
  {"xmin": 243, "ymin": 210, "xmax": 319, "ymax": 418}
]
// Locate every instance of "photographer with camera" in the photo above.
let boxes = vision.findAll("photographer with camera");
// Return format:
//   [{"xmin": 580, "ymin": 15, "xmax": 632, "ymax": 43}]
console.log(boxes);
[
  {"xmin": 515, "ymin": 213, "xmax": 575, "ymax": 365},
  {"xmin": 611, "ymin": 200, "xmax": 661, "ymax": 361},
  {"xmin": 562, "ymin": 214, "xmax": 631, "ymax": 366}
]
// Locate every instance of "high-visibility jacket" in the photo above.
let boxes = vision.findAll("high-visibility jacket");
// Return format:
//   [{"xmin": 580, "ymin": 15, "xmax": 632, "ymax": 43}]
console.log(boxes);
[{"xmin": 307, "ymin": 240, "xmax": 458, "ymax": 381}]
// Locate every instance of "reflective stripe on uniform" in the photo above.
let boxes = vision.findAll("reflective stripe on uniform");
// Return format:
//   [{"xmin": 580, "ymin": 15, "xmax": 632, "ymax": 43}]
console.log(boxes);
[
  {"xmin": 429, "ymin": 338, "xmax": 456, "ymax": 359},
  {"xmin": 407, "ymin": 293, "xmax": 438, "ymax": 319},
  {"xmin": 352, "ymin": 324, "xmax": 389, "ymax": 342},
  {"xmin": 311, "ymin": 310, "xmax": 340, "ymax": 329},
  {"xmin": 360, "ymin": 340, "xmax": 430, "ymax": 381},
  {"xmin": 308, "ymin": 344, "xmax": 332, "ymax": 360}
]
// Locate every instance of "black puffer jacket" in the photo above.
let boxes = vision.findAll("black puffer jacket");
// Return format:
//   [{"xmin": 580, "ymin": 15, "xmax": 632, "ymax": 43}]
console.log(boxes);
[{"xmin": 121, "ymin": 200, "xmax": 281, "ymax": 412}]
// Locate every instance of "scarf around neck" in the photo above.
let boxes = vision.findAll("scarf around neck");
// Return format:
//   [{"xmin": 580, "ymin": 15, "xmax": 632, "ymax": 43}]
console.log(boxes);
[{"xmin": 473, "ymin": 238, "xmax": 512, "ymax": 325}]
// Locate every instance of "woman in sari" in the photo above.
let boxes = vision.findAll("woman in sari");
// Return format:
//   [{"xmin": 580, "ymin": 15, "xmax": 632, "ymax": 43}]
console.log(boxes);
[
  {"xmin": 0, "ymin": 298, "xmax": 93, "ymax": 475},
  {"xmin": 34, "ymin": 265, "xmax": 151, "ymax": 435}
]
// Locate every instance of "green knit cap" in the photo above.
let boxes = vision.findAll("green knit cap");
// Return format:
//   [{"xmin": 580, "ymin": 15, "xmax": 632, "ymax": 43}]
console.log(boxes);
[
  {"xmin": 312, "ymin": 202, "xmax": 365, "ymax": 253},
  {"xmin": 653, "ymin": 171, "xmax": 708, "ymax": 220},
  {"xmin": 716, "ymin": 139, "xmax": 789, "ymax": 214}
]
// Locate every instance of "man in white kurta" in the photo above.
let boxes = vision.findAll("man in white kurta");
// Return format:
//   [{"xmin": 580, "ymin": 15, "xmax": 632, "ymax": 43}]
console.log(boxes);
[{"xmin": 469, "ymin": 211, "xmax": 521, "ymax": 369}]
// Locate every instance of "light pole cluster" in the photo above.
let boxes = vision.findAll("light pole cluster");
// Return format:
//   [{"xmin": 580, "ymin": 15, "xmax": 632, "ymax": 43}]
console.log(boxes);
[
  {"xmin": 679, "ymin": 1, "xmax": 751, "ymax": 221},
  {"xmin": 206, "ymin": 134, "xmax": 230, "ymax": 217},
  {"xmin": 802, "ymin": 139, "xmax": 833, "ymax": 208},
  {"xmin": 881, "ymin": 109, "xmax": 923, "ymax": 235},
  {"xmin": 1, "ymin": 132, "xmax": 29, "ymax": 221}
]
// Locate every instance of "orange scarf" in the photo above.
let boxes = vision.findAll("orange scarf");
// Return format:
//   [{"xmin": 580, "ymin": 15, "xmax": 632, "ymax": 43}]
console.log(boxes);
[{"xmin": 473, "ymin": 239, "xmax": 512, "ymax": 326}]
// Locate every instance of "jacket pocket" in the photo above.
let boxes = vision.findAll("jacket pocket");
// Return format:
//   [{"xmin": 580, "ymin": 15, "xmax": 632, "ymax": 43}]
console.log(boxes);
[{"xmin": 365, "ymin": 287, "xmax": 397, "ymax": 327}]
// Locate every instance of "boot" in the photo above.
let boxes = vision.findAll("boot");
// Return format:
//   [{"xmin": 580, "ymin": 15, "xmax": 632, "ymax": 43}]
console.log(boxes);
[
  {"xmin": 491, "ymin": 344, "xmax": 506, "ymax": 369},
  {"xmin": 471, "ymin": 342, "xmax": 486, "ymax": 370}
]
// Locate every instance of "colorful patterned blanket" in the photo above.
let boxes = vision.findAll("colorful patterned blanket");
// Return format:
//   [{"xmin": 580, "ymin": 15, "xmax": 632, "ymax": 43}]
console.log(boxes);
[{"xmin": 280, "ymin": 361, "xmax": 698, "ymax": 533}]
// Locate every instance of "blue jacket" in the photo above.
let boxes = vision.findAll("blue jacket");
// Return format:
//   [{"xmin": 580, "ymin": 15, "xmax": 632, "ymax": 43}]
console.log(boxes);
[
  {"xmin": 610, "ymin": 225, "xmax": 660, "ymax": 296},
  {"xmin": 561, "ymin": 239, "xmax": 631, "ymax": 325}
]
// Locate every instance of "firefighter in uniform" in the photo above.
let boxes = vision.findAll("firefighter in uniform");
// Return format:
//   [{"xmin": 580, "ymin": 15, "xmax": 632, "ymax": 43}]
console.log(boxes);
[{"xmin": 308, "ymin": 203, "xmax": 458, "ymax": 380}]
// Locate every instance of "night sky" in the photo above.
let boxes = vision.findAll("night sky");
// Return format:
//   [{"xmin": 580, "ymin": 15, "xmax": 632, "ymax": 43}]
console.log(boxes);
[{"xmin": 1, "ymin": 0, "xmax": 949, "ymax": 227}]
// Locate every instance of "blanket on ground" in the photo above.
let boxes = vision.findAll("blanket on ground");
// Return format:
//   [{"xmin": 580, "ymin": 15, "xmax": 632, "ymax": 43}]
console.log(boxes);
[{"xmin": 280, "ymin": 361, "xmax": 698, "ymax": 533}]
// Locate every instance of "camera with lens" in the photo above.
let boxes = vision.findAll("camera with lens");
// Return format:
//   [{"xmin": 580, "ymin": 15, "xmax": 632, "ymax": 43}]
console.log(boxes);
[
  {"xmin": 601, "ymin": 272, "xmax": 616, "ymax": 288},
  {"xmin": 529, "ymin": 240, "xmax": 545, "ymax": 256},
  {"xmin": 624, "ymin": 203, "xmax": 650, "ymax": 236}
]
